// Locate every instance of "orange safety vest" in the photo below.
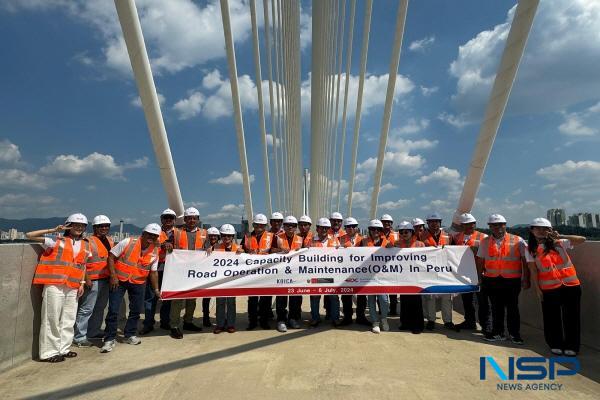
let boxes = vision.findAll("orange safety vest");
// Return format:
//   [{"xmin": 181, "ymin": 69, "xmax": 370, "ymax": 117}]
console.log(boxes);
[
  {"xmin": 310, "ymin": 234, "xmax": 339, "ymax": 247},
  {"xmin": 361, "ymin": 235, "xmax": 389, "ymax": 247},
  {"xmin": 383, "ymin": 230, "xmax": 399, "ymax": 243},
  {"xmin": 86, "ymin": 235, "xmax": 114, "ymax": 280},
  {"xmin": 300, "ymin": 232, "xmax": 313, "ymax": 248},
  {"xmin": 534, "ymin": 241, "xmax": 580, "ymax": 291},
  {"xmin": 174, "ymin": 228, "xmax": 206, "ymax": 250},
  {"xmin": 244, "ymin": 231, "xmax": 274, "ymax": 254},
  {"xmin": 339, "ymin": 233, "xmax": 363, "ymax": 247},
  {"xmin": 452, "ymin": 230, "xmax": 486, "ymax": 247},
  {"xmin": 214, "ymin": 242, "xmax": 241, "ymax": 252},
  {"xmin": 420, "ymin": 230, "xmax": 450, "ymax": 247},
  {"xmin": 277, "ymin": 232, "xmax": 304, "ymax": 250},
  {"xmin": 114, "ymin": 238, "xmax": 158, "ymax": 284},
  {"xmin": 33, "ymin": 237, "xmax": 89, "ymax": 289},
  {"xmin": 479, "ymin": 234, "xmax": 523, "ymax": 278},
  {"xmin": 158, "ymin": 229, "xmax": 174, "ymax": 262},
  {"xmin": 328, "ymin": 228, "xmax": 346, "ymax": 238},
  {"xmin": 396, "ymin": 236, "xmax": 425, "ymax": 248}
]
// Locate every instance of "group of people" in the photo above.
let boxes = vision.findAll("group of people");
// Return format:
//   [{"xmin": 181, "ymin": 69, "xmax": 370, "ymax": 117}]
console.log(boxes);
[{"xmin": 26, "ymin": 207, "xmax": 586, "ymax": 363}]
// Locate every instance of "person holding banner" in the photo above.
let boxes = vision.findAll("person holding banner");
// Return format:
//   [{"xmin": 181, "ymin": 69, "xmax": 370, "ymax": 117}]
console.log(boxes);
[
  {"xmin": 242, "ymin": 214, "xmax": 275, "ymax": 330},
  {"xmin": 527, "ymin": 218, "xmax": 585, "ymax": 356},
  {"xmin": 273, "ymin": 216, "xmax": 304, "ymax": 332},
  {"xmin": 339, "ymin": 217, "xmax": 369, "ymax": 327},
  {"xmin": 308, "ymin": 218, "xmax": 341, "ymax": 327},
  {"xmin": 168, "ymin": 207, "xmax": 205, "ymax": 339},
  {"xmin": 214, "ymin": 224, "xmax": 243, "ymax": 334},
  {"xmin": 451, "ymin": 213, "xmax": 490, "ymax": 333},
  {"xmin": 395, "ymin": 221, "xmax": 426, "ymax": 334},
  {"xmin": 412, "ymin": 218, "xmax": 425, "ymax": 238},
  {"xmin": 101, "ymin": 224, "xmax": 160, "ymax": 353},
  {"xmin": 270, "ymin": 212, "xmax": 284, "ymax": 234},
  {"xmin": 381, "ymin": 214, "xmax": 399, "ymax": 315},
  {"xmin": 298, "ymin": 215, "xmax": 314, "ymax": 247},
  {"xmin": 420, "ymin": 213, "xmax": 454, "ymax": 331},
  {"xmin": 361, "ymin": 219, "xmax": 390, "ymax": 334},
  {"xmin": 328, "ymin": 212, "xmax": 346, "ymax": 238},
  {"xmin": 201, "ymin": 227, "xmax": 221, "ymax": 327},
  {"xmin": 478, "ymin": 214, "xmax": 530, "ymax": 344}
]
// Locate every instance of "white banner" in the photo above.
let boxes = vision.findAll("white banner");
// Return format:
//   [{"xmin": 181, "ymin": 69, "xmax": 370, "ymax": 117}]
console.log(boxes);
[{"xmin": 161, "ymin": 246, "xmax": 478, "ymax": 299}]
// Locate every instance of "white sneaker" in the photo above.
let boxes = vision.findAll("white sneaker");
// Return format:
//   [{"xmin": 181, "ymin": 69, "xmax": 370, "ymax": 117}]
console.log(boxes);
[
  {"xmin": 564, "ymin": 350, "xmax": 577, "ymax": 357},
  {"xmin": 288, "ymin": 319, "xmax": 300, "ymax": 329},
  {"xmin": 372, "ymin": 323, "xmax": 381, "ymax": 334},
  {"xmin": 277, "ymin": 322, "xmax": 288, "ymax": 333},
  {"xmin": 550, "ymin": 348, "xmax": 563, "ymax": 355},
  {"xmin": 381, "ymin": 318, "xmax": 389, "ymax": 332},
  {"xmin": 125, "ymin": 336, "xmax": 141, "ymax": 345},
  {"xmin": 100, "ymin": 340, "xmax": 115, "ymax": 353}
]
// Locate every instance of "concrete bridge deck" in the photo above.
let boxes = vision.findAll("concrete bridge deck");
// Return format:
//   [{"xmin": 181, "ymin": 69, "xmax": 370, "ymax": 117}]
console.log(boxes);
[{"xmin": 0, "ymin": 304, "xmax": 598, "ymax": 400}]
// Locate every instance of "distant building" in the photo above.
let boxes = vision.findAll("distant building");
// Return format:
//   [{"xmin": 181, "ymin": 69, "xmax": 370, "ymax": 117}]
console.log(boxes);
[
  {"xmin": 595, "ymin": 214, "xmax": 600, "ymax": 228},
  {"xmin": 0, "ymin": 231, "xmax": 8, "ymax": 240},
  {"xmin": 547, "ymin": 209, "xmax": 566, "ymax": 226},
  {"xmin": 8, "ymin": 228, "xmax": 18, "ymax": 241},
  {"xmin": 568, "ymin": 213, "xmax": 586, "ymax": 227},
  {"xmin": 583, "ymin": 213, "xmax": 596, "ymax": 228}
]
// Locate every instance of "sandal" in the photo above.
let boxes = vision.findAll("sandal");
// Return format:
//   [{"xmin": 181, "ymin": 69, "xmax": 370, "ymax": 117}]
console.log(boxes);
[
  {"xmin": 63, "ymin": 351, "xmax": 78, "ymax": 358},
  {"xmin": 42, "ymin": 355, "xmax": 65, "ymax": 363}
]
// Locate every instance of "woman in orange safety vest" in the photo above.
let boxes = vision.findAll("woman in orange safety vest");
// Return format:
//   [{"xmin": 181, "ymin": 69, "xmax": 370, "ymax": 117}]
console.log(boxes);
[{"xmin": 527, "ymin": 218, "xmax": 586, "ymax": 356}]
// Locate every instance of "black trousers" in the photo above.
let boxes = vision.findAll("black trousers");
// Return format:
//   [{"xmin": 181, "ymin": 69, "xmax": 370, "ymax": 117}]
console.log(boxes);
[
  {"xmin": 461, "ymin": 289, "xmax": 491, "ymax": 332},
  {"xmin": 341, "ymin": 295, "xmax": 367, "ymax": 320},
  {"xmin": 248, "ymin": 296, "xmax": 272, "ymax": 323},
  {"xmin": 389, "ymin": 295, "xmax": 398, "ymax": 312},
  {"xmin": 542, "ymin": 285, "xmax": 581, "ymax": 352},
  {"xmin": 276, "ymin": 296, "xmax": 303, "ymax": 322},
  {"xmin": 484, "ymin": 277, "xmax": 521, "ymax": 337},
  {"xmin": 202, "ymin": 298, "xmax": 211, "ymax": 315},
  {"xmin": 399, "ymin": 295, "xmax": 424, "ymax": 331}
]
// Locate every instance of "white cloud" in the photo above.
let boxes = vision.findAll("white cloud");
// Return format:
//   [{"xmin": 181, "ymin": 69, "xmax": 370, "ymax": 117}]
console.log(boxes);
[
  {"xmin": 0, "ymin": 169, "xmax": 48, "ymax": 189},
  {"xmin": 380, "ymin": 183, "xmax": 397, "ymax": 193},
  {"xmin": 416, "ymin": 166, "xmax": 463, "ymax": 188},
  {"xmin": 393, "ymin": 118, "xmax": 430, "ymax": 135},
  {"xmin": 173, "ymin": 92, "xmax": 205, "ymax": 120},
  {"xmin": 40, "ymin": 152, "xmax": 148, "ymax": 180},
  {"xmin": 420, "ymin": 86, "xmax": 439, "ymax": 96},
  {"xmin": 204, "ymin": 203, "xmax": 245, "ymax": 221},
  {"xmin": 131, "ymin": 92, "xmax": 166, "ymax": 108},
  {"xmin": 357, "ymin": 151, "xmax": 424, "ymax": 176},
  {"xmin": 379, "ymin": 199, "xmax": 411, "ymax": 210},
  {"xmin": 388, "ymin": 138, "xmax": 438, "ymax": 152},
  {"xmin": 437, "ymin": 112, "xmax": 471, "ymax": 129},
  {"xmin": 0, "ymin": 193, "xmax": 57, "ymax": 208},
  {"xmin": 409, "ymin": 36, "xmax": 435, "ymax": 52},
  {"xmin": 0, "ymin": 139, "xmax": 21, "ymax": 164},
  {"xmin": 537, "ymin": 160, "xmax": 600, "ymax": 193},
  {"xmin": 184, "ymin": 201, "xmax": 208, "ymax": 208},
  {"xmin": 209, "ymin": 170, "xmax": 255, "ymax": 185},
  {"xmin": 448, "ymin": 0, "xmax": 600, "ymax": 118},
  {"xmin": 266, "ymin": 133, "xmax": 281, "ymax": 148},
  {"xmin": 558, "ymin": 101, "xmax": 600, "ymax": 136}
]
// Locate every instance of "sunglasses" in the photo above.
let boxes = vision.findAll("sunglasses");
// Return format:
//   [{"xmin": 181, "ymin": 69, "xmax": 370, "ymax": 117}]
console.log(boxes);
[{"xmin": 344, "ymin": 225, "xmax": 358, "ymax": 228}]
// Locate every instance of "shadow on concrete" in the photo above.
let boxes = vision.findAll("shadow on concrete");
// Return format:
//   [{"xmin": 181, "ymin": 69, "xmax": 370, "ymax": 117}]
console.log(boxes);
[{"xmin": 24, "ymin": 327, "xmax": 323, "ymax": 400}]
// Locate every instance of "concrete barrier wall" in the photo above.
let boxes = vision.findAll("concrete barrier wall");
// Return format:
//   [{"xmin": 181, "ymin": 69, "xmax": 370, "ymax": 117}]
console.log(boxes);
[{"xmin": 1, "ymin": 242, "xmax": 599, "ymax": 372}]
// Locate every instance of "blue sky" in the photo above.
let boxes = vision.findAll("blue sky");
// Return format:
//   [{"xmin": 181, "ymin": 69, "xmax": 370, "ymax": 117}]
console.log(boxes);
[{"xmin": 0, "ymin": 0, "xmax": 599, "ymax": 227}]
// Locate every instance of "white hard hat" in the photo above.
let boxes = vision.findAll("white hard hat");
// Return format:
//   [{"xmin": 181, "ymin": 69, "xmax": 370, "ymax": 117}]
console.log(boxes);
[
  {"xmin": 66, "ymin": 213, "xmax": 88, "ymax": 225},
  {"xmin": 411, "ymin": 218, "xmax": 425, "ymax": 226},
  {"xmin": 368, "ymin": 219, "xmax": 383, "ymax": 229},
  {"xmin": 397, "ymin": 221, "xmax": 414, "ymax": 231},
  {"xmin": 530, "ymin": 217, "xmax": 552, "ymax": 228},
  {"xmin": 184, "ymin": 207, "xmax": 200, "ymax": 217},
  {"xmin": 143, "ymin": 223, "xmax": 161, "ymax": 235},
  {"xmin": 270, "ymin": 212, "xmax": 284, "ymax": 220},
  {"xmin": 317, "ymin": 217, "xmax": 331, "ymax": 227},
  {"xmin": 380, "ymin": 214, "xmax": 393, "ymax": 222},
  {"xmin": 161, "ymin": 208, "xmax": 177, "ymax": 217},
  {"xmin": 460, "ymin": 213, "xmax": 477, "ymax": 224},
  {"xmin": 329, "ymin": 212, "xmax": 343, "ymax": 220},
  {"xmin": 219, "ymin": 224, "xmax": 236, "ymax": 235},
  {"xmin": 488, "ymin": 214, "xmax": 507, "ymax": 224},
  {"xmin": 344, "ymin": 217, "xmax": 358, "ymax": 226},
  {"xmin": 92, "ymin": 215, "xmax": 111, "ymax": 226},
  {"xmin": 283, "ymin": 216, "xmax": 298, "ymax": 225},
  {"xmin": 298, "ymin": 215, "xmax": 312, "ymax": 224},
  {"xmin": 426, "ymin": 213, "xmax": 442, "ymax": 221},
  {"xmin": 253, "ymin": 213, "xmax": 268, "ymax": 224},
  {"xmin": 207, "ymin": 227, "xmax": 221, "ymax": 236}
]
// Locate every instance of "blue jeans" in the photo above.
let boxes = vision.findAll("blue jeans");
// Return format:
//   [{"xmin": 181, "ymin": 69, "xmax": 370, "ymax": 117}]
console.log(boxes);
[
  {"xmin": 310, "ymin": 295, "xmax": 339, "ymax": 322},
  {"xmin": 73, "ymin": 279, "xmax": 100, "ymax": 342},
  {"xmin": 143, "ymin": 270, "xmax": 171, "ymax": 328},
  {"xmin": 368, "ymin": 295, "xmax": 389, "ymax": 323},
  {"xmin": 216, "ymin": 297, "xmax": 236, "ymax": 328},
  {"xmin": 104, "ymin": 280, "xmax": 145, "ymax": 341},
  {"xmin": 85, "ymin": 278, "xmax": 110, "ymax": 339}
]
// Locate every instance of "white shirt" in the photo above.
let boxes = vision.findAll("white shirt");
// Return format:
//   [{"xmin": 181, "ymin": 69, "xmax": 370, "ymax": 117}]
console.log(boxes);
[
  {"xmin": 43, "ymin": 237, "xmax": 91, "ymax": 260},
  {"xmin": 110, "ymin": 237, "xmax": 159, "ymax": 271}
]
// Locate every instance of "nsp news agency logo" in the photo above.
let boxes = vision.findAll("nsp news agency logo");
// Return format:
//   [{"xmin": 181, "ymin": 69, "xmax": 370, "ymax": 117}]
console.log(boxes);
[{"xmin": 480, "ymin": 356, "xmax": 580, "ymax": 391}]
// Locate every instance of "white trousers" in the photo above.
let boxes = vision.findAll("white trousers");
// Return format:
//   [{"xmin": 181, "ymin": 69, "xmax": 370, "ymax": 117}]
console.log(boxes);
[
  {"xmin": 423, "ymin": 294, "xmax": 453, "ymax": 323},
  {"xmin": 39, "ymin": 284, "xmax": 78, "ymax": 359}
]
